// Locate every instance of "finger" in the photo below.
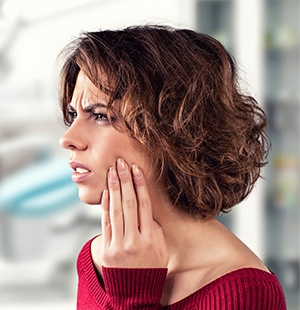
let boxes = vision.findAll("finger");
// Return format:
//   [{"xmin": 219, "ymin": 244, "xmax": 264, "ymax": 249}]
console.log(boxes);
[
  {"xmin": 101, "ymin": 189, "xmax": 111, "ymax": 245},
  {"xmin": 108, "ymin": 166, "xmax": 124, "ymax": 243},
  {"xmin": 132, "ymin": 164, "xmax": 153, "ymax": 234},
  {"xmin": 117, "ymin": 158, "xmax": 139, "ymax": 237}
]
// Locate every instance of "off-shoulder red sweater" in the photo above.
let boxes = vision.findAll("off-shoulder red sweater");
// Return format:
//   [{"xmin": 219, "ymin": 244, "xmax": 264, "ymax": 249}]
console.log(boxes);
[{"xmin": 76, "ymin": 238, "xmax": 286, "ymax": 309}]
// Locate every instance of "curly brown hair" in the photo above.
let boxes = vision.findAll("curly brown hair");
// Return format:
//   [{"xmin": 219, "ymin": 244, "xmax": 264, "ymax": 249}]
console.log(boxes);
[{"xmin": 59, "ymin": 25, "xmax": 269, "ymax": 219}]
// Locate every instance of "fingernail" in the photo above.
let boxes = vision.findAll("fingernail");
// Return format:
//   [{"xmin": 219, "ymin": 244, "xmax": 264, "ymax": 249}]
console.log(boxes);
[
  {"xmin": 109, "ymin": 167, "xmax": 118, "ymax": 181},
  {"xmin": 101, "ymin": 189, "xmax": 108, "ymax": 201},
  {"xmin": 117, "ymin": 158, "xmax": 126, "ymax": 172},
  {"xmin": 132, "ymin": 164, "xmax": 142, "ymax": 178}
]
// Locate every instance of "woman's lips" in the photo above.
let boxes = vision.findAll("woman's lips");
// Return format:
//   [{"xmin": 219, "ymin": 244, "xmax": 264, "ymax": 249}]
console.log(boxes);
[{"xmin": 69, "ymin": 161, "xmax": 92, "ymax": 183}]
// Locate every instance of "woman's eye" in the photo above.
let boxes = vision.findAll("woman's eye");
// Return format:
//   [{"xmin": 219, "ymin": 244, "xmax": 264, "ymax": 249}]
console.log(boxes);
[
  {"xmin": 94, "ymin": 113, "xmax": 109, "ymax": 123},
  {"xmin": 67, "ymin": 111, "xmax": 77, "ymax": 123}
]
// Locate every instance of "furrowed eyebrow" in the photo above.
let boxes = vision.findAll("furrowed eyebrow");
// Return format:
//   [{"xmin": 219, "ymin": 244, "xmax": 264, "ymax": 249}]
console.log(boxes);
[
  {"xmin": 66, "ymin": 103, "xmax": 107, "ymax": 112},
  {"xmin": 66, "ymin": 104, "xmax": 75, "ymax": 111},
  {"xmin": 83, "ymin": 103, "xmax": 107, "ymax": 113}
]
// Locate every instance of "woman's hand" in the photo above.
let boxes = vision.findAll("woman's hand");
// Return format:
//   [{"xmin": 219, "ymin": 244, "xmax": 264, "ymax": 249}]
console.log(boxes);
[{"xmin": 100, "ymin": 158, "xmax": 169, "ymax": 269}]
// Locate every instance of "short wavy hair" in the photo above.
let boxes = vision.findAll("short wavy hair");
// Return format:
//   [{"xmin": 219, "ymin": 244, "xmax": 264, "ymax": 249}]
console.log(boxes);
[{"xmin": 59, "ymin": 25, "xmax": 269, "ymax": 219}]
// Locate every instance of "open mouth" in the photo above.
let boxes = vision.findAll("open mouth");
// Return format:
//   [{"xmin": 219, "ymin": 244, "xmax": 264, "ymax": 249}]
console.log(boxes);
[
  {"xmin": 75, "ymin": 167, "xmax": 91, "ymax": 174},
  {"xmin": 69, "ymin": 161, "xmax": 92, "ymax": 183}
]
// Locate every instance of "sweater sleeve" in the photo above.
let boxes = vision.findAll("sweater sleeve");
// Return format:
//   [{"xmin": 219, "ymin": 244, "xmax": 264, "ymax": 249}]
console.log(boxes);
[
  {"xmin": 76, "ymin": 237, "xmax": 167, "ymax": 310},
  {"xmin": 102, "ymin": 267, "xmax": 167, "ymax": 309}
]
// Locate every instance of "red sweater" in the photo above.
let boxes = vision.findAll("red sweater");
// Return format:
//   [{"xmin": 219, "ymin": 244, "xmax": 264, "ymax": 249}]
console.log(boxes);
[{"xmin": 77, "ymin": 238, "xmax": 287, "ymax": 309}]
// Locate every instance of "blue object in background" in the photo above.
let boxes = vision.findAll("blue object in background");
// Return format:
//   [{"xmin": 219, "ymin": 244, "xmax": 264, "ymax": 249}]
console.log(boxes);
[{"xmin": 0, "ymin": 158, "xmax": 79, "ymax": 216}]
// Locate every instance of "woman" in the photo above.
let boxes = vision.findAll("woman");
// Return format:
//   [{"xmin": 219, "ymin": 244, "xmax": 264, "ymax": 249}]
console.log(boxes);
[{"xmin": 59, "ymin": 25, "xmax": 286, "ymax": 309}]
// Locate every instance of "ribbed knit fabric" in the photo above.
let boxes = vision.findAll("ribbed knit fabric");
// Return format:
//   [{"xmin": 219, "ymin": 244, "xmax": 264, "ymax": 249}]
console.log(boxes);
[{"xmin": 76, "ymin": 238, "xmax": 287, "ymax": 310}]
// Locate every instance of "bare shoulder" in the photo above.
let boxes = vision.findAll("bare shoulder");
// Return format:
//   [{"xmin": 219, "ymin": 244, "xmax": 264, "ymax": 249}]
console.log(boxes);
[
  {"xmin": 212, "ymin": 221, "xmax": 270, "ymax": 274},
  {"xmin": 189, "ymin": 220, "xmax": 270, "ymax": 289},
  {"xmin": 161, "ymin": 219, "xmax": 270, "ymax": 306}
]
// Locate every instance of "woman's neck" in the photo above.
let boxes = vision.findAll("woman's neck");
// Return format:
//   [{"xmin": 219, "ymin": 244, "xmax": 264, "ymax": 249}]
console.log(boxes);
[{"xmin": 153, "ymin": 200, "xmax": 222, "ymax": 272}]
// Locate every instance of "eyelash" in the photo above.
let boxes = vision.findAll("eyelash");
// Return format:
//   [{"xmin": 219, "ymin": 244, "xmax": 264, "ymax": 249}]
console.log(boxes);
[
  {"xmin": 93, "ymin": 113, "xmax": 109, "ymax": 122},
  {"xmin": 67, "ymin": 110, "xmax": 77, "ymax": 123},
  {"xmin": 66, "ymin": 111, "xmax": 109, "ymax": 124}
]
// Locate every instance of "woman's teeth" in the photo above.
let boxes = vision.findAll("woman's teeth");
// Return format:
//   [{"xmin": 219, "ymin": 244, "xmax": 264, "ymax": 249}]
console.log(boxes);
[{"xmin": 76, "ymin": 167, "xmax": 90, "ymax": 173}]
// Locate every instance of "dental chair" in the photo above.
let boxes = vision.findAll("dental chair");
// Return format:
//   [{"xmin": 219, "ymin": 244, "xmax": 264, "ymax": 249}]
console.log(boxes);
[{"xmin": 0, "ymin": 156, "xmax": 82, "ymax": 302}]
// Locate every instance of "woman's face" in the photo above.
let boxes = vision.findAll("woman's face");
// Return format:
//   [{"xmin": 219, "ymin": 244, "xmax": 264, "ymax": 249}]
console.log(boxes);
[{"xmin": 59, "ymin": 71, "xmax": 150, "ymax": 204}]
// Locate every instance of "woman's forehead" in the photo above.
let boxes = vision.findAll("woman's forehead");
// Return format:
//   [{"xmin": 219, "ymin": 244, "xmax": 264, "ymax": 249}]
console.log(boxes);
[
  {"xmin": 75, "ymin": 71, "xmax": 99, "ymax": 94},
  {"xmin": 70, "ymin": 71, "xmax": 109, "ymax": 108}
]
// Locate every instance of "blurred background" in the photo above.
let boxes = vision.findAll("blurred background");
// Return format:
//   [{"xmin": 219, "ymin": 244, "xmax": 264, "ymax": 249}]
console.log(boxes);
[{"xmin": 0, "ymin": 0, "xmax": 299, "ymax": 309}]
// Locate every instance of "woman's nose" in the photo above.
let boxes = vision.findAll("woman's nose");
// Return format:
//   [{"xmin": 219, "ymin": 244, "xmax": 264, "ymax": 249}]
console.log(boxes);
[{"xmin": 59, "ymin": 123, "xmax": 88, "ymax": 151}]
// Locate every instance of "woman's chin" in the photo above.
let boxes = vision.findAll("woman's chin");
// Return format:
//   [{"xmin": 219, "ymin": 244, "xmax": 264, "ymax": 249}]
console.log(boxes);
[{"xmin": 78, "ymin": 188, "xmax": 102, "ymax": 205}]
